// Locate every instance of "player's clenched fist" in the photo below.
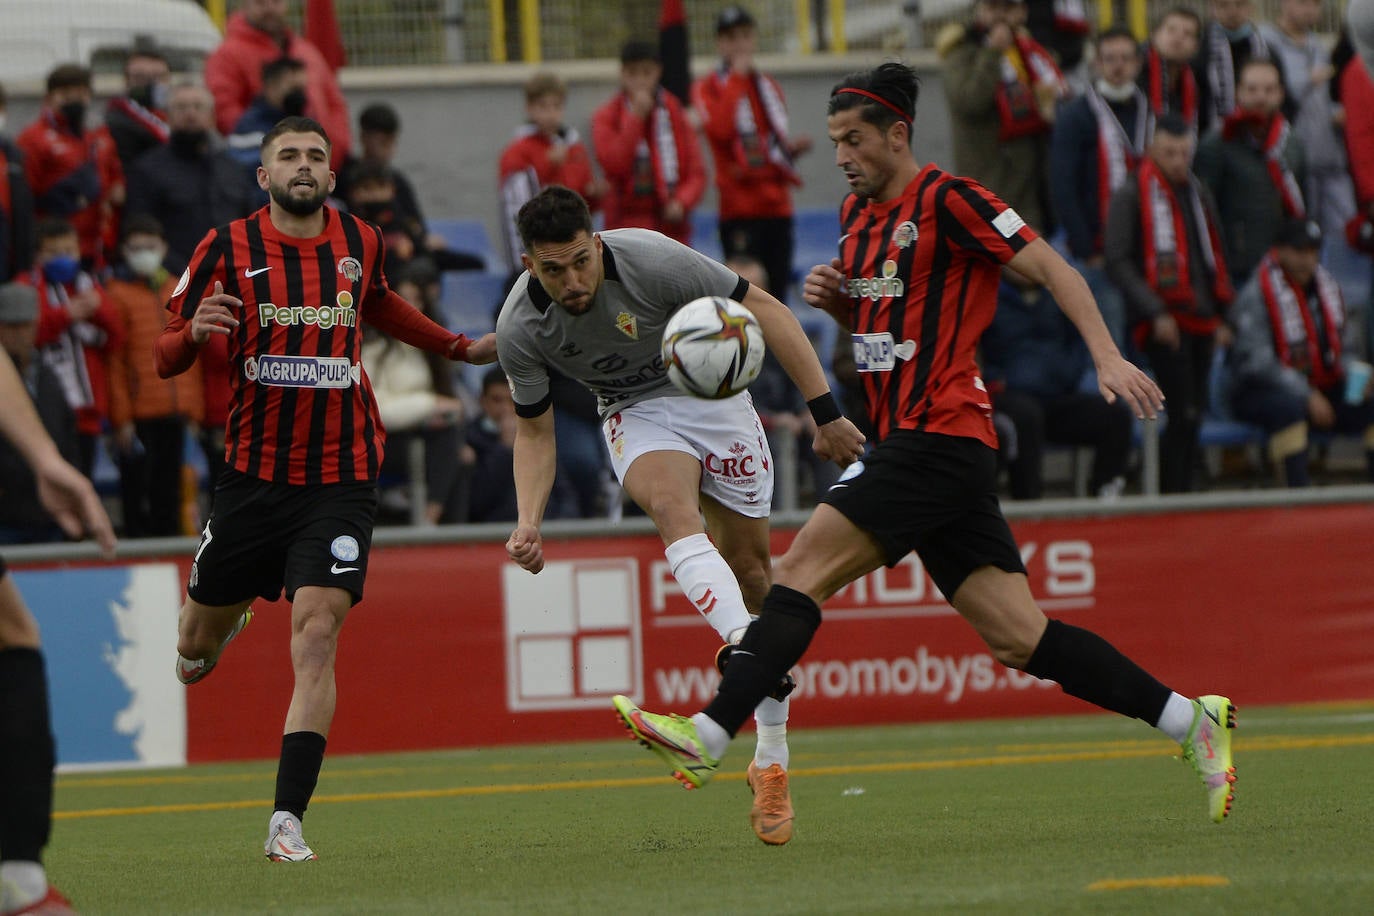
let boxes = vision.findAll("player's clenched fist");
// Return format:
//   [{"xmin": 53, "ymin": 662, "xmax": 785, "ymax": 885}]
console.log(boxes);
[{"xmin": 507, "ymin": 524, "xmax": 545, "ymax": 574}]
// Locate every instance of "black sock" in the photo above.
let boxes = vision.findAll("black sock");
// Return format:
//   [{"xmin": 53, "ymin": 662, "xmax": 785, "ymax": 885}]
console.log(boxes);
[
  {"xmin": 273, "ymin": 731, "xmax": 327, "ymax": 821},
  {"xmin": 1024, "ymin": 619, "xmax": 1172, "ymax": 724},
  {"xmin": 0, "ymin": 648, "xmax": 55, "ymax": 863},
  {"xmin": 703, "ymin": 585, "xmax": 820, "ymax": 736}
]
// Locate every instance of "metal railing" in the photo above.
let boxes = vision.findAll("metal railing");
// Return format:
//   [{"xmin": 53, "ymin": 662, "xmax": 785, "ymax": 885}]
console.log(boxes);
[{"xmin": 192, "ymin": 0, "xmax": 1352, "ymax": 67}]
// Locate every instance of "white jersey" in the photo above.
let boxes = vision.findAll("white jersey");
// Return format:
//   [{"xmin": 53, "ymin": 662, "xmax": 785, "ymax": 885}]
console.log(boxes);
[{"xmin": 495, "ymin": 228, "xmax": 748, "ymax": 420}]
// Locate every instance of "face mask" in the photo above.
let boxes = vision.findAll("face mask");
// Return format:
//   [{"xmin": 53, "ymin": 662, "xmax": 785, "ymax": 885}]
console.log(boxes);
[
  {"xmin": 169, "ymin": 129, "xmax": 208, "ymax": 155},
  {"xmin": 58, "ymin": 101, "xmax": 86, "ymax": 132},
  {"xmin": 281, "ymin": 88, "xmax": 308, "ymax": 117},
  {"xmin": 352, "ymin": 202, "xmax": 391, "ymax": 222},
  {"xmin": 42, "ymin": 255, "xmax": 80, "ymax": 286},
  {"xmin": 128, "ymin": 84, "xmax": 155, "ymax": 108},
  {"xmin": 126, "ymin": 249, "xmax": 164, "ymax": 277}
]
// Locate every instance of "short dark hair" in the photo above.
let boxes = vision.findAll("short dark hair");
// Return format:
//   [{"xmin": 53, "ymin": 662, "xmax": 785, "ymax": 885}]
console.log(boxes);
[
  {"xmin": 121, "ymin": 213, "xmax": 165, "ymax": 241},
  {"xmin": 481, "ymin": 366, "xmax": 509, "ymax": 394},
  {"xmin": 1238, "ymin": 57, "xmax": 1283, "ymax": 86},
  {"xmin": 525, "ymin": 71, "xmax": 567, "ymax": 104},
  {"xmin": 620, "ymin": 40, "xmax": 659, "ymax": 66},
  {"xmin": 125, "ymin": 48, "xmax": 168, "ymax": 75},
  {"xmin": 46, "ymin": 64, "xmax": 92, "ymax": 93},
  {"xmin": 1154, "ymin": 113, "xmax": 1192, "ymax": 137},
  {"xmin": 35, "ymin": 217, "xmax": 77, "ymax": 244},
  {"xmin": 516, "ymin": 186, "xmax": 593, "ymax": 253},
  {"xmin": 261, "ymin": 56, "xmax": 305, "ymax": 84},
  {"xmin": 358, "ymin": 103, "xmax": 400, "ymax": 136},
  {"xmin": 1155, "ymin": 6, "xmax": 1202, "ymax": 35},
  {"xmin": 828, "ymin": 62, "xmax": 920, "ymax": 139},
  {"xmin": 1096, "ymin": 26, "xmax": 1139, "ymax": 51},
  {"xmin": 260, "ymin": 116, "xmax": 331, "ymax": 157}
]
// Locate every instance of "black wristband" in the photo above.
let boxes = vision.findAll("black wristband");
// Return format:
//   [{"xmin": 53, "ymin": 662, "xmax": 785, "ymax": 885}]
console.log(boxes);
[{"xmin": 807, "ymin": 392, "xmax": 842, "ymax": 426}]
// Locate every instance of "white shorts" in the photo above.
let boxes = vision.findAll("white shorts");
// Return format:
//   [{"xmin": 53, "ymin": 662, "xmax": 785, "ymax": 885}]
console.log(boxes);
[{"xmin": 601, "ymin": 393, "xmax": 773, "ymax": 518}]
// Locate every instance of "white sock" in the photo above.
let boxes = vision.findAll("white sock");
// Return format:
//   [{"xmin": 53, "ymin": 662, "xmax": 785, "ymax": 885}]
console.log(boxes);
[
  {"xmin": 1155, "ymin": 692, "xmax": 1197, "ymax": 744},
  {"xmin": 691, "ymin": 713, "xmax": 731, "ymax": 760},
  {"xmin": 665, "ymin": 533, "xmax": 752, "ymax": 643},
  {"xmin": 0, "ymin": 861, "xmax": 47, "ymax": 909},
  {"xmin": 753, "ymin": 695, "xmax": 790, "ymax": 769}
]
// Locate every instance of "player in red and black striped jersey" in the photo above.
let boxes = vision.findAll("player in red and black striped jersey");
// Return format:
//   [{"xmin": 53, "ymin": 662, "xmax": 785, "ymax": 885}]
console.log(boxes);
[
  {"xmin": 153, "ymin": 117, "xmax": 496, "ymax": 862},
  {"xmin": 615, "ymin": 64, "xmax": 1240, "ymax": 826}
]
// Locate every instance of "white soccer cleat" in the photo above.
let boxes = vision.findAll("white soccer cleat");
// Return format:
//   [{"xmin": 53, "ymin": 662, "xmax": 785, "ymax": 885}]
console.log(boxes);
[
  {"xmin": 176, "ymin": 608, "xmax": 252, "ymax": 685},
  {"xmin": 264, "ymin": 816, "xmax": 318, "ymax": 862}
]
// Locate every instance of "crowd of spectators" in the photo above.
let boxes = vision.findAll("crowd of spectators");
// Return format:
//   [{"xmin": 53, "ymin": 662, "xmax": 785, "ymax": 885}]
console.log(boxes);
[
  {"xmin": 5, "ymin": 0, "xmax": 1374, "ymax": 547},
  {"xmin": 942, "ymin": 0, "xmax": 1374, "ymax": 496}
]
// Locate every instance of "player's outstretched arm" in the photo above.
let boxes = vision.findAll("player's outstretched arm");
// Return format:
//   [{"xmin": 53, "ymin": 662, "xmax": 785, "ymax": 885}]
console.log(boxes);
[
  {"xmin": 507, "ymin": 408, "xmax": 558, "ymax": 574},
  {"xmin": 0, "ymin": 350, "xmax": 116, "ymax": 555},
  {"xmin": 463, "ymin": 332, "xmax": 499, "ymax": 365},
  {"xmin": 1007, "ymin": 239, "xmax": 1164, "ymax": 420},
  {"xmin": 739, "ymin": 282, "xmax": 865, "ymax": 466}
]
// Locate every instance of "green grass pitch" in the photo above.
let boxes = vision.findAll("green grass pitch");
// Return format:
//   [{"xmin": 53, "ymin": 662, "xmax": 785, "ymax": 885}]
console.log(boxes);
[{"xmin": 46, "ymin": 702, "xmax": 1374, "ymax": 914}]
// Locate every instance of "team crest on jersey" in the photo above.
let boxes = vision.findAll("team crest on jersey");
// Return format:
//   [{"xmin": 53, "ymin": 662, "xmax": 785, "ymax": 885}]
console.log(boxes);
[
  {"xmin": 615, "ymin": 311, "xmax": 639, "ymax": 339},
  {"xmin": 337, "ymin": 290, "xmax": 354, "ymax": 309},
  {"xmin": 337, "ymin": 256, "xmax": 363, "ymax": 283},
  {"xmin": 893, "ymin": 221, "xmax": 918, "ymax": 249}
]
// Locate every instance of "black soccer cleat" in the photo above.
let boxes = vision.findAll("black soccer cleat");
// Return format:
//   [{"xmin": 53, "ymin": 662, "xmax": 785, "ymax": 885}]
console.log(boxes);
[{"xmin": 714, "ymin": 644, "xmax": 796, "ymax": 702}]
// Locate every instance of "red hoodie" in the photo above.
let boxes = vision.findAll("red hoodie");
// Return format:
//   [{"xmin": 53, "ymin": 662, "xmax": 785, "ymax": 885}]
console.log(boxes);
[
  {"xmin": 23, "ymin": 268, "xmax": 123, "ymax": 437},
  {"xmin": 204, "ymin": 12, "xmax": 352, "ymax": 170}
]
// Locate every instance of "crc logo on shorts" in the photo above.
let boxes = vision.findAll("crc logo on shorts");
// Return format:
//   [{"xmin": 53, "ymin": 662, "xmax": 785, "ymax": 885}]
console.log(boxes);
[
  {"xmin": 244, "ymin": 355, "xmax": 359, "ymax": 388},
  {"xmin": 852, "ymin": 333, "xmax": 916, "ymax": 372},
  {"xmin": 704, "ymin": 441, "xmax": 761, "ymax": 484},
  {"xmin": 258, "ymin": 302, "xmax": 357, "ymax": 329},
  {"xmin": 847, "ymin": 259, "xmax": 905, "ymax": 301},
  {"xmin": 331, "ymin": 536, "xmax": 360, "ymax": 562}
]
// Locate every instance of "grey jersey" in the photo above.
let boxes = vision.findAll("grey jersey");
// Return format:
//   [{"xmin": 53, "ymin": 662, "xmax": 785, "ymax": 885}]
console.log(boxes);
[{"xmin": 496, "ymin": 228, "xmax": 749, "ymax": 419}]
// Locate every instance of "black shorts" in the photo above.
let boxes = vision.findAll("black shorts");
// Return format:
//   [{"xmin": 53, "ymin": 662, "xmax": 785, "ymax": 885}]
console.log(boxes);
[
  {"xmin": 822, "ymin": 430, "xmax": 1026, "ymax": 599},
  {"xmin": 188, "ymin": 469, "xmax": 378, "ymax": 607}
]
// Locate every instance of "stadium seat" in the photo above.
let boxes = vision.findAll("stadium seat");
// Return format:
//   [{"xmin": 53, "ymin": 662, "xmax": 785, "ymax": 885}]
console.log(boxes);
[
  {"xmin": 792, "ymin": 207, "xmax": 842, "ymax": 278},
  {"xmin": 439, "ymin": 269, "xmax": 511, "ymax": 336},
  {"xmin": 429, "ymin": 218, "xmax": 501, "ymax": 271},
  {"xmin": 689, "ymin": 211, "xmax": 722, "ymax": 262}
]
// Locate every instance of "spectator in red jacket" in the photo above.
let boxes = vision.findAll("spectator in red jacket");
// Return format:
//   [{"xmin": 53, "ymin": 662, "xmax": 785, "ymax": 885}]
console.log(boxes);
[
  {"xmin": 21, "ymin": 218, "xmax": 122, "ymax": 477},
  {"xmin": 17, "ymin": 65, "xmax": 124, "ymax": 270},
  {"xmin": 499, "ymin": 71, "xmax": 606, "ymax": 268},
  {"xmin": 592, "ymin": 40, "xmax": 706, "ymax": 244},
  {"xmin": 694, "ymin": 6, "xmax": 812, "ymax": 298},
  {"xmin": 1, "ymin": 83, "xmax": 36, "ymax": 283},
  {"xmin": 203, "ymin": 0, "xmax": 351, "ymax": 171}
]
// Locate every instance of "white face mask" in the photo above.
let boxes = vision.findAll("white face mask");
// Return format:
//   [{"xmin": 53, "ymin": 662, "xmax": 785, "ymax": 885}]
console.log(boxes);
[{"xmin": 126, "ymin": 248, "xmax": 165, "ymax": 277}]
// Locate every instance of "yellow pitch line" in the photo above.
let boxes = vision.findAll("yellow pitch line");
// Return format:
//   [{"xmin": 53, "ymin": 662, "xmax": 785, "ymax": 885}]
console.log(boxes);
[
  {"xmin": 1087, "ymin": 875, "xmax": 1231, "ymax": 891},
  {"xmin": 53, "ymin": 731, "xmax": 1374, "ymax": 821}
]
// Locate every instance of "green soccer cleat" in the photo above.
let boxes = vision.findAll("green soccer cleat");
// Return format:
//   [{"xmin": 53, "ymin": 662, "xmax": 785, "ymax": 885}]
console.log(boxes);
[
  {"xmin": 612, "ymin": 695, "xmax": 720, "ymax": 789},
  {"xmin": 1181, "ymin": 694, "xmax": 1237, "ymax": 823}
]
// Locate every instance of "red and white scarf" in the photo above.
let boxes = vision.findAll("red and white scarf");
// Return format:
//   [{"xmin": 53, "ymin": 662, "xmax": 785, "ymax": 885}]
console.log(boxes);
[
  {"xmin": 1145, "ymin": 46, "xmax": 1198, "ymax": 133},
  {"xmin": 1205, "ymin": 21, "xmax": 1269, "ymax": 124},
  {"xmin": 1138, "ymin": 158, "xmax": 1233, "ymax": 316},
  {"xmin": 1258, "ymin": 252, "xmax": 1344, "ymax": 389},
  {"xmin": 1087, "ymin": 86, "xmax": 1151, "ymax": 238},
  {"xmin": 628, "ymin": 90, "xmax": 682, "ymax": 203},
  {"xmin": 1221, "ymin": 111, "xmax": 1305, "ymax": 218},
  {"xmin": 994, "ymin": 34, "xmax": 1068, "ymax": 141},
  {"xmin": 106, "ymin": 96, "xmax": 169, "ymax": 144},
  {"xmin": 727, "ymin": 69, "xmax": 800, "ymax": 184},
  {"xmin": 1053, "ymin": 0, "xmax": 1091, "ymax": 35}
]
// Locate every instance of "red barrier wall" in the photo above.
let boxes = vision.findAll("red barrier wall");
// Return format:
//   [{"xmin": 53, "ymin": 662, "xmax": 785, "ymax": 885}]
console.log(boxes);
[{"xmin": 184, "ymin": 504, "xmax": 1374, "ymax": 762}]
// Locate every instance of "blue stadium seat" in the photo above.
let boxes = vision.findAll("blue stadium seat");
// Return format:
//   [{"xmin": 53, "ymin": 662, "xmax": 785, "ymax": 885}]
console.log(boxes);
[
  {"xmin": 429, "ymin": 218, "xmax": 501, "ymax": 271},
  {"xmin": 689, "ymin": 211, "xmax": 722, "ymax": 262},
  {"xmin": 439, "ymin": 270, "xmax": 510, "ymax": 336},
  {"xmin": 792, "ymin": 207, "xmax": 842, "ymax": 278}
]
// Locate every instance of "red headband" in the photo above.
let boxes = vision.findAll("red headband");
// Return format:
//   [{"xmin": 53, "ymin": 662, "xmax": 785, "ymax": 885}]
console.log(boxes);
[{"xmin": 834, "ymin": 88, "xmax": 912, "ymax": 123}]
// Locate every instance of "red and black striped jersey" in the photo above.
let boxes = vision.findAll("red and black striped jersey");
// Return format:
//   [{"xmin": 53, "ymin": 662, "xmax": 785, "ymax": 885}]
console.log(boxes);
[
  {"xmin": 838, "ymin": 164, "xmax": 1038, "ymax": 447},
  {"xmin": 167, "ymin": 205, "xmax": 389, "ymax": 485}
]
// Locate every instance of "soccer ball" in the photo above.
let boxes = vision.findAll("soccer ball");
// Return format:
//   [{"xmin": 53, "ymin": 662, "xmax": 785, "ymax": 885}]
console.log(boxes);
[{"xmin": 661, "ymin": 296, "xmax": 766, "ymax": 399}]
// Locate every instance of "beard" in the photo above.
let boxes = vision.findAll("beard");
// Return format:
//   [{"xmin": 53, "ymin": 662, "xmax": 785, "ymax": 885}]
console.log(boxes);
[{"xmin": 269, "ymin": 179, "xmax": 329, "ymax": 216}]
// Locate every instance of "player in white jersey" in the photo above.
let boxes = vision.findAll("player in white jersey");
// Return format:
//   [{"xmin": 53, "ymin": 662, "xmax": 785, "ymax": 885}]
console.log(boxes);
[{"xmin": 498, "ymin": 186, "xmax": 865, "ymax": 844}]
